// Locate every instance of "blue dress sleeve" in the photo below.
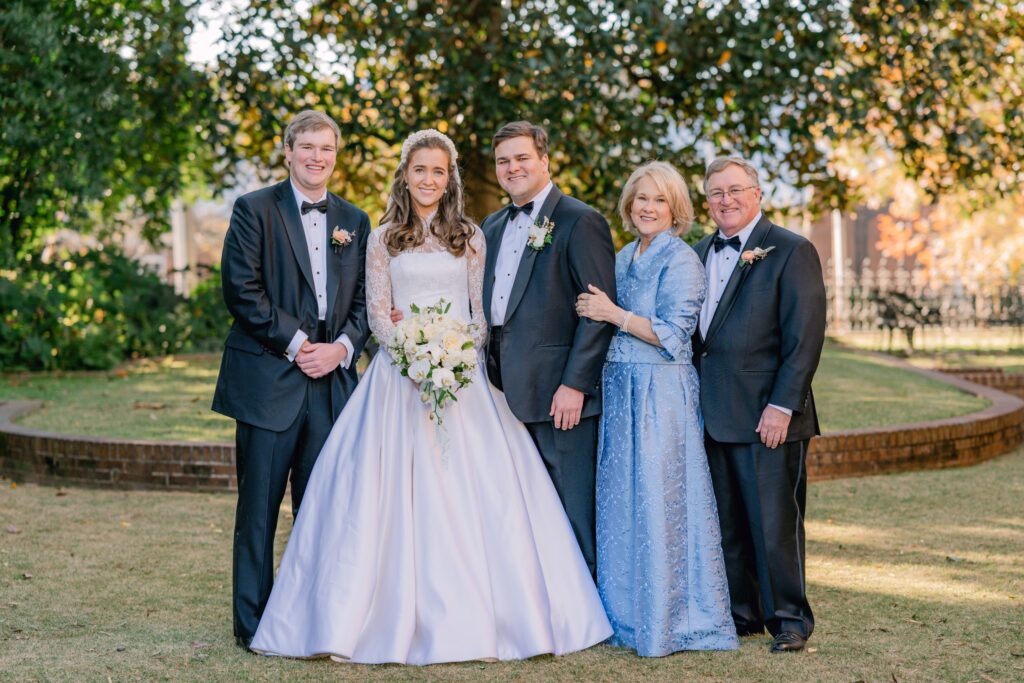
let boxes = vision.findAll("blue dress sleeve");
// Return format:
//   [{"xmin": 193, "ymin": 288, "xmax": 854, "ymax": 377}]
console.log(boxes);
[{"xmin": 649, "ymin": 246, "xmax": 706, "ymax": 361}]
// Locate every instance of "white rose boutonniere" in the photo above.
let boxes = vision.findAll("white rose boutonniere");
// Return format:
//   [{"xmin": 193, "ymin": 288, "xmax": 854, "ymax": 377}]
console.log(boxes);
[
  {"xmin": 331, "ymin": 228, "xmax": 354, "ymax": 252},
  {"xmin": 527, "ymin": 217, "xmax": 555, "ymax": 251},
  {"xmin": 739, "ymin": 245, "xmax": 775, "ymax": 268}
]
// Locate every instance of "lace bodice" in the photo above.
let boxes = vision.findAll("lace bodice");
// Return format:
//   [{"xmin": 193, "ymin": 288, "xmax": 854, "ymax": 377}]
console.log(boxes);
[{"xmin": 367, "ymin": 223, "xmax": 487, "ymax": 348}]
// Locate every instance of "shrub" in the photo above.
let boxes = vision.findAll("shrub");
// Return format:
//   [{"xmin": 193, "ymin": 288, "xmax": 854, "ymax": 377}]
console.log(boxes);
[
  {"xmin": 0, "ymin": 247, "xmax": 227, "ymax": 371},
  {"xmin": 182, "ymin": 264, "xmax": 230, "ymax": 353}
]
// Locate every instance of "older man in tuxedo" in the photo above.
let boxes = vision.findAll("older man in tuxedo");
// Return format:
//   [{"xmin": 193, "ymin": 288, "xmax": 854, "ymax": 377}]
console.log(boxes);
[
  {"xmin": 212, "ymin": 110, "xmax": 371, "ymax": 648},
  {"xmin": 692, "ymin": 156, "xmax": 826, "ymax": 653}
]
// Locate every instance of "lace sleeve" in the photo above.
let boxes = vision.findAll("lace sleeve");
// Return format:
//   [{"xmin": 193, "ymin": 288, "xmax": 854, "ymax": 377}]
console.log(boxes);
[
  {"xmin": 466, "ymin": 227, "xmax": 488, "ymax": 348},
  {"xmin": 366, "ymin": 227, "xmax": 395, "ymax": 344}
]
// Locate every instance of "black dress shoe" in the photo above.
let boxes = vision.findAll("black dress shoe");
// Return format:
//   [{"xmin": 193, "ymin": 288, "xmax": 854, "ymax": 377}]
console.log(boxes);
[
  {"xmin": 770, "ymin": 632, "xmax": 807, "ymax": 652},
  {"xmin": 235, "ymin": 635, "xmax": 253, "ymax": 650}
]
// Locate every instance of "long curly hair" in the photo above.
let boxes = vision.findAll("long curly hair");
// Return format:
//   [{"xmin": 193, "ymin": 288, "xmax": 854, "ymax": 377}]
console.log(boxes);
[{"xmin": 380, "ymin": 130, "xmax": 476, "ymax": 257}]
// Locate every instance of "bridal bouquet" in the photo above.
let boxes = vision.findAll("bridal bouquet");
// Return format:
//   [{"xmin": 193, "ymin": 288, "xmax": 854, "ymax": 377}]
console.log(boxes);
[{"xmin": 388, "ymin": 299, "xmax": 478, "ymax": 424}]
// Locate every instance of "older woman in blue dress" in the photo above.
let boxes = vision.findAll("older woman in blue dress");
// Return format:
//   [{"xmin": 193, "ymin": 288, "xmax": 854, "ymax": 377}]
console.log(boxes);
[{"xmin": 575, "ymin": 161, "xmax": 738, "ymax": 656}]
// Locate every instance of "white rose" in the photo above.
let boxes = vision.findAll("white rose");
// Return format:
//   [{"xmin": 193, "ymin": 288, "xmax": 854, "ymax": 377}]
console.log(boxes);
[
  {"xmin": 460, "ymin": 348, "xmax": 478, "ymax": 366},
  {"xmin": 442, "ymin": 331, "xmax": 461, "ymax": 351},
  {"xmin": 408, "ymin": 358, "xmax": 432, "ymax": 382},
  {"xmin": 432, "ymin": 367, "xmax": 456, "ymax": 388},
  {"xmin": 441, "ymin": 349, "xmax": 460, "ymax": 369}
]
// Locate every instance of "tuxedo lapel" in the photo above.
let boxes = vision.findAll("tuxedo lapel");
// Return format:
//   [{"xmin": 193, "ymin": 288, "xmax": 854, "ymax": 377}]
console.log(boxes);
[
  {"xmin": 703, "ymin": 217, "xmax": 773, "ymax": 348},
  {"xmin": 695, "ymin": 235, "xmax": 713, "ymax": 266},
  {"xmin": 274, "ymin": 182, "xmax": 316, "ymax": 296},
  {"xmin": 503, "ymin": 186, "xmax": 563, "ymax": 323},
  {"xmin": 324, "ymin": 194, "xmax": 345, "ymax": 317},
  {"xmin": 482, "ymin": 207, "xmax": 514, "ymax": 323}
]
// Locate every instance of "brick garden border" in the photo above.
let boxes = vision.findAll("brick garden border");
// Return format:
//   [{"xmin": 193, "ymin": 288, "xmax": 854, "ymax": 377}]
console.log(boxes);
[
  {"xmin": 1, "ymin": 352, "xmax": 1022, "ymax": 490},
  {"xmin": 0, "ymin": 401, "xmax": 236, "ymax": 491},
  {"xmin": 806, "ymin": 352, "xmax": 1024, "ymax": 481}
]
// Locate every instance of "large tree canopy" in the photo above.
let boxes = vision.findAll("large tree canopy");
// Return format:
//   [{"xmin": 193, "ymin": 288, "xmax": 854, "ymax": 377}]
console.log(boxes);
[
  {"xmin": 215, "ymin": 0, "xmax": 1024, "ymax": 236},
  {"xmin": 2, "ymin": 1, "xmax": 1021, "ymax": 258},
  {"xmin": 0, "ymin": 0, "xmax": 220, "ymax": 262}
]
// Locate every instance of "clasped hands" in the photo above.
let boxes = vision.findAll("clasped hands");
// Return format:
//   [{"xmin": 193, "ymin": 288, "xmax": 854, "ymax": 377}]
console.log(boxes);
[{"xmin": 296, "ymin": 340, "xmax": 347, "ymax": 379}]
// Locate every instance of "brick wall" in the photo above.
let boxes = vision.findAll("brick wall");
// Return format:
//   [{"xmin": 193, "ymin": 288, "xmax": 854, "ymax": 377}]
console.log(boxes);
[
  {"xmin": 806, "ymin": 360, "xmax": 1024, "ymax": 481},
  {"xmin": 0, "ymin": 402, "xmax": 236, "ymax": 492},
  {"xmin": 942, "ymin": 370, "xmax": 1024, "ymax": 400},
  {"xmin": 2, "ymin": 354, "xmax": 1023, "ymax": 490}
]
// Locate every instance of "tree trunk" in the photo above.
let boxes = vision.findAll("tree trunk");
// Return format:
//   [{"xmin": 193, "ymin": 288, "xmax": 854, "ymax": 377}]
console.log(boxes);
[{"xmin": 462, "ymin": 149, "xmax": 504, "ymax": 224}]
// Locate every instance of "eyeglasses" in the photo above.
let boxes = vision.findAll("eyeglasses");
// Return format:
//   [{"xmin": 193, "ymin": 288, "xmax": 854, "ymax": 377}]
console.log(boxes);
[{"xmin": 707, "ymin": 186, "xmax": 757, "ymax": 203}]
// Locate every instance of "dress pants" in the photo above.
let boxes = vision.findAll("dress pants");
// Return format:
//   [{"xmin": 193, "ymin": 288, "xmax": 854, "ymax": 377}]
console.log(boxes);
[
  {"xmin": 523, "ymin": 418, "xmax": 599, "ymax": 578},
  {"xmin": 705, "ymin": 436, "xmax": 814, "ymax": 639},
  {"xmin": 232, "ymin": 362, "xmax": 333, "ymax": 642}
]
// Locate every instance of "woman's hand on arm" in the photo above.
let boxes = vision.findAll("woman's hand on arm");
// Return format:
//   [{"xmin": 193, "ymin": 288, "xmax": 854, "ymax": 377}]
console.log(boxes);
[{"xmin": 575, "ymin": 284, "xmax": 662, "ymax": 347}]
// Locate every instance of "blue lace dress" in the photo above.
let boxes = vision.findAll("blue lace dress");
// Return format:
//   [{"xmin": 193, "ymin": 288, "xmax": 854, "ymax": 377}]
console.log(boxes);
[{"xmin": 596, "ymin": 231, "xmax": 738, "ymax": 656}]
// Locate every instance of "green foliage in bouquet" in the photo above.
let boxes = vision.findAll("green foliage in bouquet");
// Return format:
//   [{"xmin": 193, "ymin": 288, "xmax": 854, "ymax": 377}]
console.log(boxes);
[{"xmin": 387, "ymin": 299, "xmax": 478, "ymax": 424}]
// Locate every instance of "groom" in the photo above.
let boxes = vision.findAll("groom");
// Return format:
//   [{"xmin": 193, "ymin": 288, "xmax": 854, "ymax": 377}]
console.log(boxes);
[
  {"xmin": 692, "ymin": 156, "xmax": 826, "ymax": 653},
  {"xmin": 481, "ymin": 121, "xmax": 617, "ymax": 575},
  {"xmin": 212, "ymin": 110, "xmax": 371, "ymax": 648}
]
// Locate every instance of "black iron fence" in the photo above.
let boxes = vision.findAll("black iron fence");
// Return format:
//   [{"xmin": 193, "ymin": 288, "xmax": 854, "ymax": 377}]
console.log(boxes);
[{"xmin": 824, "ymin": 258, "xmax": 1024, "ymax": 351}]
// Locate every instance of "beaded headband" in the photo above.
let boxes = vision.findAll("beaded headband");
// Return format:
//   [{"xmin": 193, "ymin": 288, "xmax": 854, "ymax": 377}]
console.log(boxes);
[{"xmin": 400, "ymin": 128, "xmax": 458, "ymax": 165}]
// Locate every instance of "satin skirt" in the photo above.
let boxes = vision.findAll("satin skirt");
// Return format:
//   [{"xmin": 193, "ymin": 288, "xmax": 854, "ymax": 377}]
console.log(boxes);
[
  {"xmin": 597, "ymin": 360, "xmax": 739, "ymax": 655},
  {"xmin": 250, "ymin": 351, "xmax": 612, "ymax": 664}
]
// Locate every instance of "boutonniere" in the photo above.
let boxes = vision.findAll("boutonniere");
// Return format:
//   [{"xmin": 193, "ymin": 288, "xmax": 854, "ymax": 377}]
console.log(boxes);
[
  {"xmin": 739, "ymin": 245, "xmax": 775, "ymax": 268},
  {"xmin": 331, "ymin": 227, "xmax": 354, "ymax": 251},
  {"xmin": 527, "ymin": 217, "xmax": 555, "ymax": 251}
]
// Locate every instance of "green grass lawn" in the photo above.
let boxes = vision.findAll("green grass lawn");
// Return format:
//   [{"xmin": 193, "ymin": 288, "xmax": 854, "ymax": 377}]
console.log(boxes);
[
  {"xmin": 0, "ymin": 346, "xmax": 990, "ymax": 441},
  {"xmin": 907, "ymin": 350, "xmax": 1024, "ymax": 374},
  {"xmin": 2, "ymin": 449, "xmax": 1021, "ymax": 681},
  {"xmin": 0, "ymin": 355, "xmax": 231, "ymax": 442},
  {"xmin": 835, "ymin": 328, "xmax": 1024, "ymax": 354},
  {"xmin": 814, "ymin": 346, "xmax": 989, "ymax": 432}
]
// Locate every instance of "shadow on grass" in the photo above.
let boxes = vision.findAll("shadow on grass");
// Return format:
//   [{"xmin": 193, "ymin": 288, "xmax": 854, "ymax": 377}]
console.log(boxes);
[{"xmin": 1, "ymin": 452, "xmax": 1022, "ymax": 681}]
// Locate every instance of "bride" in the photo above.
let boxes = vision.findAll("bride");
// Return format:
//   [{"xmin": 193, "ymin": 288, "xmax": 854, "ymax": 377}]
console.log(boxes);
[{"xmin": 249, "ymin": 129, "xmax": 612, "ymax": 664}]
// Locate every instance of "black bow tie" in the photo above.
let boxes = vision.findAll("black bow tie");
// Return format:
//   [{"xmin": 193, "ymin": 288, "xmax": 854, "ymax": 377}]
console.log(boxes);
[
  {"xmin": 713, "ymin": 234, "xmax": 741, "ymax": 252},
  {"xmin": 301, "ymin": 199, "xmax": 328, "ymax": 215},
  {"xmin": 507, "ymin": 201, "xmax": 534, "ymax": 221}
]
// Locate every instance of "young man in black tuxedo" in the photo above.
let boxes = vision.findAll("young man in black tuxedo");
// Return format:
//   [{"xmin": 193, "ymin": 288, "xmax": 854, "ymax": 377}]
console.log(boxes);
[
  {"xmin": 212, "ymin": 110, "xmax": 371, "ymax": 648},
  {"xmin": 480, "ymin": 121, "xmax": 616, "ymax": 576},
  {"xmin": 692, "ymin": 156, "xmax": 826, "ymax": 653}
]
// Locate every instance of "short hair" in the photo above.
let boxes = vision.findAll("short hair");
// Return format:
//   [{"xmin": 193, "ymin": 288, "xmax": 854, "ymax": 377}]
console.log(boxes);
[
  {"xmin": 702, "ymin": 156, "xmax": 760, "ymax": 192},
  {"xmin": 492, "ymin": 121, "xmax": 549, "ymax": 158},
  {"xmin": 618, "ymin": 161, "xmax": 694, "ymax": 237},
  {"xmin": 283, "ymin": 110, "xmax": 341, "ymax": 150}
]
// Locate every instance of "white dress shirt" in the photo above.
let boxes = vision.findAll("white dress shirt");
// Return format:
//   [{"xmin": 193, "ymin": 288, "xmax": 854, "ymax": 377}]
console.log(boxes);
[
  {"xmin": 699, "ymin": 212, "xmax": 761, "ymax": 340},
  {"xmin": 490, "ymin": 181, "xmax": 554, "ymax": 326},
  {"xmin": 284, "ymin": 182, "xmax": 354, "ymax": 368},
  {"xmin": 699, "ymin": 212, "xmax": 791, "ymax": 416}
]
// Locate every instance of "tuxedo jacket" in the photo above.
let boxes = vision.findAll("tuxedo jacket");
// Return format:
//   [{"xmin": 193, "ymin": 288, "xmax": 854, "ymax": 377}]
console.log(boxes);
[
  {"xmin": 482, "ymin": 185, "xmax": 617, "ymax": 424},
  {"xmin": 692, "ymin": 215, "xmax": 826, "ymax": 444},
  {"xmin": 212, "ymin": 180, "xmax": 371, "ymax": 431}
]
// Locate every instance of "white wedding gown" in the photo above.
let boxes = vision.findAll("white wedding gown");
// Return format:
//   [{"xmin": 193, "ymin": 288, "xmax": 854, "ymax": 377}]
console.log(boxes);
[{"xmin": 249, "ymin": 226, "xmax": 612, "ymax": 664}]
